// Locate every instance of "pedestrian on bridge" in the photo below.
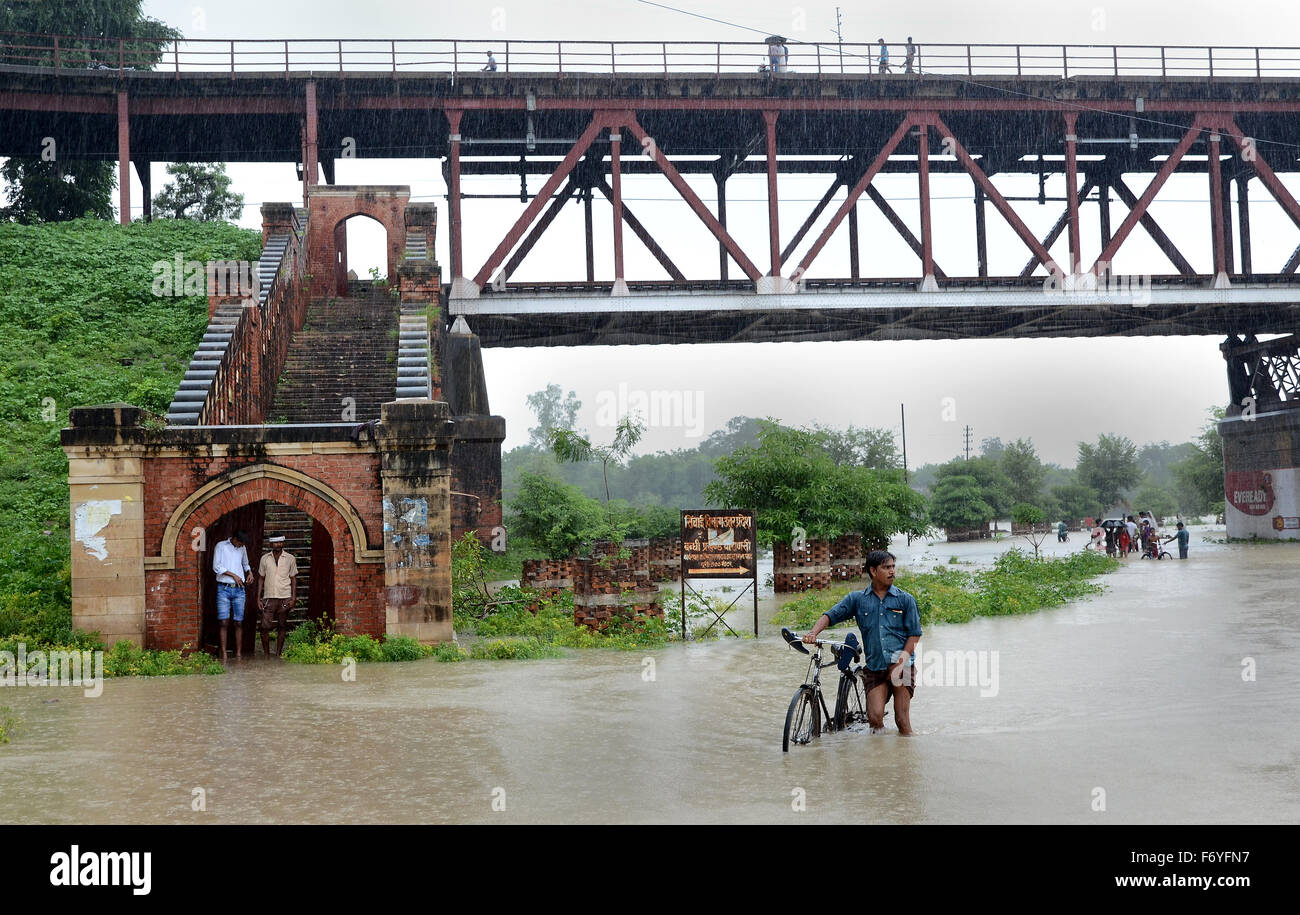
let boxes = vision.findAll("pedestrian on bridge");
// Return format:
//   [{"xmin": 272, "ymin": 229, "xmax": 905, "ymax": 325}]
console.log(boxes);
[
  {"xmin": 213, "ymin": 530, "xmax": 252, "ymax": 660},
  {"xmin": 877, "ymin": 39, "xmax": 891, "ymax": 74},
  {"xmin": 904, "ymin": 37, "xmax": 916, "ymax": 74},
  {"xmin": 256, "ymin": 535, "xmax": 298, "ymax": 657},
  {"xmin": 483, "ymin": 51, "xmax": 497, "ymax": 72}
]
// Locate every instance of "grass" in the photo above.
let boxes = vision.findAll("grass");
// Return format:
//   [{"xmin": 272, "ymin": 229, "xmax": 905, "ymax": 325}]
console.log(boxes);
[
  {"xmin": 0, "ymin": 707, "xmax": 18, "ymax": 744},
  {"xmin": 771, "ymin": 548, "xmax": 1118, "ymax": 630},
  {"xmin": 0, "ymin": 218, "xmax": 262, "ymax": 665},
  {"xmin": 280, "ymin": 619, "xmax": 438, "ymax": 664}
]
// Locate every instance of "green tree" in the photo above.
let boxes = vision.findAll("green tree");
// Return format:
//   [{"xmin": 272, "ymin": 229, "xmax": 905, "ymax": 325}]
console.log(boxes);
[
  {"xmin": 704, "ymin": 421, "xmax": 927, "ymax": 547},
  {"xmin": 549, "ymin": 414, "xmax": 645, "ymax": 530},
  {"xmin": 526, "ymin": 383, "xmax": 582, "ymax": 448},
  {"xmin": 934, "ymin": 456, "xmax": 1013, "ymax": 519},
  {"xmin": 980, "ymin": 436, "xmax": 1006, "ymax": 462},
  {"xmin": 1171, "ymin": 407, "xmax": 1226, "ymax": 515},
  {"xmin": 1076, "ymin": 434, "xmax": 1141, "ymax": 508},
  {"xmin": 151, "ymin": 163, "xmax": 244, "ymax": 221},
  {"xmin": 697, "ymin": 415, "xmax": 765, "ymax": 456},
  {"xmin": 0, "ymin": 159, "xmax": 116, "ymax": 223},
  {"xmin": 810, "ymin": 423, "xmax": 900, "ymax": 470},
  {"xmin": 1051, "ymin": 481, "xmax": 1099, "ymax": 521},
  {"xmin": 0, "ymin": 1, "xmax": 178, "ymax": 223},
  {"xmin": 929, "ymin": 475, "xmax": 994, "ymax": 532},
  {"xmin": 506, "ymin": 472, "xmax": 605, "ymax": 557},
  {"xmin": 1132, "ymin": 484, "xmax": 1177, "ymax": 521},
  {"xmin": 1001, "ymin": 438, "xmax": 1046, "ymax": 507},
  {"xmin": 1011, "ymin": 503, "xmax": 1048, "ymax": 559}
]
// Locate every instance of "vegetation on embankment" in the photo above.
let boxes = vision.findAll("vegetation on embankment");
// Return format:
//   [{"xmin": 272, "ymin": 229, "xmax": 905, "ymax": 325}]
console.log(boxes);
[
  {"xmin": 771, "ymin": 549, "xmax": 1119, "ymax": 630},
  {"xmin": 0, "ymin": 217, "xmax": 261, "ymax": 667}
]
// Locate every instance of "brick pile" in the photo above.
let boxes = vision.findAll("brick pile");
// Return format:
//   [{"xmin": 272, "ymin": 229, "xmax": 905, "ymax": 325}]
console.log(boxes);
[
  {"xmin": 773, "ymin": 538, "xmax": 832, "ymax": 592},
  {"xmin": 648, "ymin": 536, "xmax": 682, "ymax": 581},
  {"xmin": 572, "ymin": 556, "xmax": 663, "ymax": 631},
  {"xmin": 520, "ymin": 557, "xmax": 576, "ymax": 613},
  {"xmin": 830, "ymin": 534, "xmax": 864, "ymax": 581}
]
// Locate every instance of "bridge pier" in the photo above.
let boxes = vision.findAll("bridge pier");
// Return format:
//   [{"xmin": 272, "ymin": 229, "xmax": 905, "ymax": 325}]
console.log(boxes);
[{"xmin": 1220, "ymin": 335, "xmax": 1300, "ymax": 539}]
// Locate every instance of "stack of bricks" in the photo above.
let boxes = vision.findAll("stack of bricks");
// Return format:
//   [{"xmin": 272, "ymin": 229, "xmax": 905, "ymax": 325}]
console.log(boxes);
[
  {"xmin": 590, "ymin": 539, "xmax": 651, "ymax": 583},
  {"xmin": 572, "ymin": 556, "xmax": 662, "ymax": 631},
  {"xmin": 521, "ymin": 558, "xmax": 576, "ymax": 613},
  {"xmin": 830, "ymin": 534, "xmax": 864, "ymax": 581},
  {"xmin": 648, "ymin": 536, "xmax": 682, "ymax": 582},
  {"xmin": 773, "ymin": 538, "xmax": 833, "ymax": 592}
]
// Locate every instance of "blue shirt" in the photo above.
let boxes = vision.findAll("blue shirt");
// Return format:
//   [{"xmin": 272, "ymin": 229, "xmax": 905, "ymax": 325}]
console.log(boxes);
[
  {"xmin": 824, "ymin": 585, "xmax": 922, "ymax": 671},
  {"xmin": 1176, "ymin": 529, "xmax": 1190, "ymax": 548}
]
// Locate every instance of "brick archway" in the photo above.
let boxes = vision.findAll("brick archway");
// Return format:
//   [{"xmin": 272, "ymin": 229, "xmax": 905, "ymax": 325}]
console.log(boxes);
[
  {"xmin": 146, "ymin": 463, "xmax": 385, "ymax": 649},
  {"xmin": 306, "ymin": 186, "xmax": 409, "ymax": 298}
]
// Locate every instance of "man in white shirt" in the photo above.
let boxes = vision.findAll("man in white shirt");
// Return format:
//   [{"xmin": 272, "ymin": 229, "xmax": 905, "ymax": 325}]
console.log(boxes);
[{"xmin": 212, "ymin": 530, "xmax": 252, "ymax": 660}]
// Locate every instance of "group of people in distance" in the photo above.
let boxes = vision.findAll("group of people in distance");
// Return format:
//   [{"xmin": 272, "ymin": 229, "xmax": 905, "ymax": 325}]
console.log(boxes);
[
  {"xmin": 479, "ymin": 39, "xmax": 922, "ymax": 77},
  {"xmin": 1080, "ymin": 513, "xmax": 1191, "ymax": 560},
  {"xmin": 764, "ymin": 36, "xmax": 918, "ymax": 74}
]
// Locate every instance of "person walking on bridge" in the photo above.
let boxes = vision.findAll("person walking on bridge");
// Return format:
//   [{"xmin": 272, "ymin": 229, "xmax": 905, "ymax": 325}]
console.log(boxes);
[
  {"xmin": 877, "ymin": 38, "xmax": 891, "ymax": 74},
  {"xmin": 256, "ymin": 535, "xmax": 298, "ymax": 657},
  {"xmin": 213, "ymin": 530, "xmax": 252, "ymax": 660},
  {"xmin": 803, "ymin": 550, "xmax": 921, "ymax": 735},
  {"xmin": 904, "ymin": 37, "xmax": 917, "ymax": 73}
]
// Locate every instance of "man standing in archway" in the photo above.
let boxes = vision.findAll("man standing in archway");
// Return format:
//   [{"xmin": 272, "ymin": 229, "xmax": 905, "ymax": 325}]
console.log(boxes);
[
  {"xmin": 256, "ymin": 535, "xmax": 298, "ymax": 657},
  {"xmin": 213, "ymin": 530, "xmax": 252, "ymax": 660}
]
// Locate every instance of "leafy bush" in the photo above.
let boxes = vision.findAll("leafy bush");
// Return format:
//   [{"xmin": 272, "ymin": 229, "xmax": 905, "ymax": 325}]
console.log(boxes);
[
  {"xmin": 102, "ymin": 640, "xmax": 224, "ymax": 676},
  {"xmin": 0, "ymin": 707, "xmax": 18, "ymax": 744},
  {"xmin": 281, "ymin": 618, "xmax": 434, "ymax": 664},
  {"xmin": 771, "ymin": 548, "xmax": 1116, "ymax": 629},
  {"xmin": 469, "ymin": 637, "xmax": 564, "ymax": 660},
  {"xmin": 432, "ymin": 642, "xmax": 468, "ymax": 662},
  {"xmin": 379, "ymin": 635, "xmax": 426, "ymax": 662}
]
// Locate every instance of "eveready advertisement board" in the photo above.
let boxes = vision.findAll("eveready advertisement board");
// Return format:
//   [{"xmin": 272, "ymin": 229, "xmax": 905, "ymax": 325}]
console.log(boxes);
[{"xmin": 1225, "ymin": 468, "xmax": 1300, "ymax": 540}]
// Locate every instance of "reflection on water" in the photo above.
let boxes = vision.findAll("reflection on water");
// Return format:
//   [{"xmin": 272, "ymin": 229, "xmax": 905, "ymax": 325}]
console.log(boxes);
[{"xmin": 2, "ymin": 538, "xmax": 1297, "ymax": 824}]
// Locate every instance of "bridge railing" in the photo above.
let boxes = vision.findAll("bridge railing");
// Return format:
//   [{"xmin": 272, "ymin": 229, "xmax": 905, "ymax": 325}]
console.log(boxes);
[{"xmin": 5, "ymin": 33, "xmax": 1300, "ymax": 79}]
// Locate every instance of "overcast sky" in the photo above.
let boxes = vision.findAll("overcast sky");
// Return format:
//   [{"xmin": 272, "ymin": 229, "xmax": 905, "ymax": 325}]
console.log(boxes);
[{"xmin": 84, "ymin": 2, "xmax": 1300, "ymax": 463}]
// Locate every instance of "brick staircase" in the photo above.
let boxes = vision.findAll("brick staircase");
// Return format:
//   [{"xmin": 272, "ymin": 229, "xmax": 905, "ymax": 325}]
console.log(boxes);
[
  {"xmin": 268, "ymin": 281, "xmax": 401, "ymax": 423},
  {"xmin": 261, "ymin": 502, "xmax": 313, "ymax": 627}
]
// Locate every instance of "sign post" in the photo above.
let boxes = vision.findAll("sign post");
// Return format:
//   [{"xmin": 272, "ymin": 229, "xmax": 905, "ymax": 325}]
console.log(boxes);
[{"xmin": 680, "ymin": 509, "xmax": 758, "ymax": 637}]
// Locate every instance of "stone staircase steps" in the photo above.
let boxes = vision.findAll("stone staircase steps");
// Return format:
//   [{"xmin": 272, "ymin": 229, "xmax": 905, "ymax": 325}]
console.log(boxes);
[{"xmin": 268, "ymin": 283, "xmax": 401, "ymax": 424}]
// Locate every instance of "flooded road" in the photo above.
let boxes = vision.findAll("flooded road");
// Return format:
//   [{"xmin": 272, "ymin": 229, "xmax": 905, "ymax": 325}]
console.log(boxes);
[{"xmin": 2, "ymin": 532, "xmax": 1297, "ymax": 824}]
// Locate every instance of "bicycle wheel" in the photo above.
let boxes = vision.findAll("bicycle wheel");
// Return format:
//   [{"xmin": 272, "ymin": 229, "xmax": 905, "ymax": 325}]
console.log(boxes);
[
  {"xmin": 782, "ymin": 685, "xmax": 820, "ymax": 752},
  {"xmin": 1159, "ymin": 550, "xmax": 1172, "ymax": 560},
  {"xmin": 833, "ymin": 671, "xmax": 866, "ymax": 730}
]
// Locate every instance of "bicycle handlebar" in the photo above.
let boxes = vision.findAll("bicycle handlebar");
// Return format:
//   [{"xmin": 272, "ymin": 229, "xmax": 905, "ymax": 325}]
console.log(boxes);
[{"xmin": 781, "ymin": 627, "xmax": 860, "ymax": 663}]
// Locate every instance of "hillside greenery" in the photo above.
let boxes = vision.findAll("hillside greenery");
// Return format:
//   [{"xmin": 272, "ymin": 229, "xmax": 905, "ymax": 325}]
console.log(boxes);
[{"xmin": 0, "ymin": 217, "xmax": 261, "ymax": 646}]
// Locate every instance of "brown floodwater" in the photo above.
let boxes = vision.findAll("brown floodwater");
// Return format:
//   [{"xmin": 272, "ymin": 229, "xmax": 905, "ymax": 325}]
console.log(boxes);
[{"xmin": 2, "ymin": 531, "xmax": 1297, "ymax": 824}]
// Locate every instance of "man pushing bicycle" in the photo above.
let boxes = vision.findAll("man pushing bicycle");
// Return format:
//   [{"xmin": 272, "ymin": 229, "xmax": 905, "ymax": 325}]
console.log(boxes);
[{"xmin": 803, "ymin": 550, "xmax": 922, "ymax": 735}]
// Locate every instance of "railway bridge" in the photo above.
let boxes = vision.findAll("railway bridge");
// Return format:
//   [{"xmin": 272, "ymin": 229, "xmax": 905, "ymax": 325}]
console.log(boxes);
[{"xmin": 2, "ymin": 34, "xmax": 1297, "ymax": 648}]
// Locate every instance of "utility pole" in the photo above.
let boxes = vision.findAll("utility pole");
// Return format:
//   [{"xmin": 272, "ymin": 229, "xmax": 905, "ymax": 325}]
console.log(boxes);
[
  {"xmin": 963, "ymin": 424, "xmax": 973, "ymax": 461},
  {"xmin": 836, "ymin": 8, "xmax": 845, "ymax": 74},
  {"xmin": 901, "ymin": 403, "xmax": 910, "ymax": 546}
]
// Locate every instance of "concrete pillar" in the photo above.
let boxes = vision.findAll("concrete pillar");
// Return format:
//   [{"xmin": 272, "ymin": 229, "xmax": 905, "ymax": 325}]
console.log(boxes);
[
  {"xmin": 377, "ymin": 400, "xmax": 457, "ymax": 643},
  {"xmin": 61, "ymin": 405, "xmax": 148, "ymax": 645},
  {"xmin": 1219, "ymin": 407, "xmax": 1300, "ymax": 540}
]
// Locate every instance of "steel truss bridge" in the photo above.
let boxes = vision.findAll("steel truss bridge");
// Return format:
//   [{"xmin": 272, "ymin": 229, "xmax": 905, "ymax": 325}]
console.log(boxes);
[{"xmin": 5, "ymin": 35, "xmax": 1300, "ymax": 345}]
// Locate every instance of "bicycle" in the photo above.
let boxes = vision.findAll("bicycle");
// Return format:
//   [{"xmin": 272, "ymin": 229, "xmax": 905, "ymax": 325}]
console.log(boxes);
[{"xmin": 780, "ymin": 627, "xmax": 868, "ymax": 751}]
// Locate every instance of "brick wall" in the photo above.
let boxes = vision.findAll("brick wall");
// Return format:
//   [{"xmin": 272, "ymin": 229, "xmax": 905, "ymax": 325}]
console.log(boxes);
[
  {"xmin": 306, "ymin": 186, "xmax": 409, "ymax": 298},
  {"xmin": 142, "ymin": 452, "xmax": 385, "ymax": 649}
]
